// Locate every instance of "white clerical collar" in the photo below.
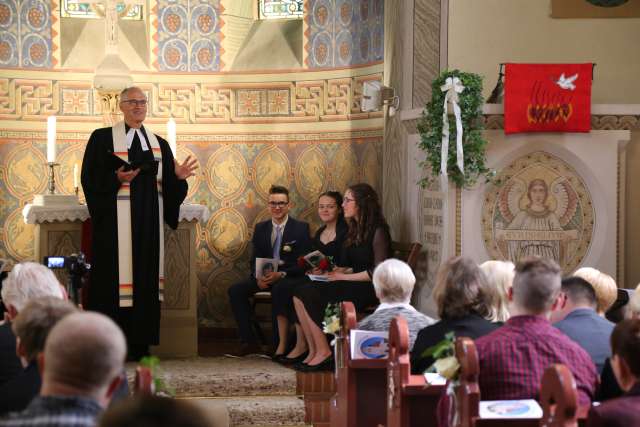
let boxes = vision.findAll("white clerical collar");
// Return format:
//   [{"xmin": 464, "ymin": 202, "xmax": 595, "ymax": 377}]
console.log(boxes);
[
  {"xmin": 126, "ymin": 126, "xmax": 149, "ymax": 151},
  {"xmin": 272, "ymin": 215, "xmax": 288, "ymax": 230},
  {"xmin": 376, "ymin": 302, "xmax": 416, "ymax": 312}
]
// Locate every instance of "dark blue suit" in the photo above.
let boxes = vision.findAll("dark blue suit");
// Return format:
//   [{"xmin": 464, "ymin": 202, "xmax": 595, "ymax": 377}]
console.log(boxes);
[
  {"xmin": 554, "ymin": 307, "xmax": 614, "ymax": 374},
  {"xmin": 228, "ymin": 216, "xmax": 311, "ymax": 345}
]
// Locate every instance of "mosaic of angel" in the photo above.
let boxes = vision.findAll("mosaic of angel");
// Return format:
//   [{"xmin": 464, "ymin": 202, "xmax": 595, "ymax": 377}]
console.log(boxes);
[{"xmin": 496, "ymin": 177, "xmax": 580, "ymax": 266}]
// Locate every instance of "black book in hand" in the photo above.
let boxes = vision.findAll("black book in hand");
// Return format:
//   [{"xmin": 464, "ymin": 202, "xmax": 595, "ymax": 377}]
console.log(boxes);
[{"xmin": 110, "ymin": 153, "xmax": 132, "ymax": 172}]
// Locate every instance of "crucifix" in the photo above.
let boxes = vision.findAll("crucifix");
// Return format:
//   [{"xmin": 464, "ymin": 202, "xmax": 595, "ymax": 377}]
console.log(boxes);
[
  {"xmin": 84, "ymin": 0, "xmax": 145, "ymax": 124},
  {"xmin": 83, "ymin": 0, "xmax": 144, "ymax": 55}
]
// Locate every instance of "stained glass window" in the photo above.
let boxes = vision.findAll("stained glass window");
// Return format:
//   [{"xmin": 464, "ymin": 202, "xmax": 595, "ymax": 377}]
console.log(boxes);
[
  {"xmin": 259, "ymin": 0, "xmax": 304, "ymax": 19},
  {"xmin": 61, "ymin": 0, "xmax": 143, "ymax": 20}
]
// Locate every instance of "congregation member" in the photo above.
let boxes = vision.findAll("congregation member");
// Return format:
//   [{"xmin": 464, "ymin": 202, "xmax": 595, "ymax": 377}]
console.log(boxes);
[
  {"xmin": 81, "ymin": 86, "xmax": 197, "ymax": 360},
  {"xmin": 228, "ymin": 185, "xmax": 311, "ymax": 356},
  {"xmin": 293, "ymin": 183, "xmax": 391, "ymax": 371},
  {"xmin": 587, "ymin": 318, "xmax": 640, "ymax": 427},
  {"xmin": 0, "ymin": 263, "xmax": 65, "ymax": 386},
  {"xmin": 551, "ymin": 276, "xmax": 614, "ymax": 373},
  {"xmin": 411, "ymin": 257, "xmax": 500, "ymax": 374},
  {"xmin": 574, "ymin": 267, "xmax": 618, "ymax": 316},
  {"xmin": 99, "ymin": 395, "xmax": 225, "ymax": 427},
  {"xmin": 272, "ymin": 191, "xmax": 348, "ymax": 363},
  {"xmin": 0, "ymin": 311, "xmax": 126, "ymax": 427},
  {"xmin": 475, "ymin": 257, "xmax": 598, "ymax": 404},
  {"xmin": 479, "ymin": 260, "xmax": 514, "ymax": 322},
  {"xmin": 0, "ymin": 297, "xmax": 77, "ymax": 415},
  {"xmin": 358, "ymin": 259, "xmax": 435, "ymax": 349}
]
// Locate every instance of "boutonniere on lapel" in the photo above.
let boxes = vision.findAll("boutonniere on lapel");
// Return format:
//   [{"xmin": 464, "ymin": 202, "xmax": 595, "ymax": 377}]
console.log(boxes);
[{"xmin": 282, "ymin": 240, "xmax": 296, "ymax": 253}]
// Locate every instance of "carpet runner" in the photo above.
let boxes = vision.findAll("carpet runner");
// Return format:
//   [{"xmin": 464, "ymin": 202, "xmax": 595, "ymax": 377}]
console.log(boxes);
[{"xmin": 127, "ymin": 357, "xmax": 308, "ymax": 427}]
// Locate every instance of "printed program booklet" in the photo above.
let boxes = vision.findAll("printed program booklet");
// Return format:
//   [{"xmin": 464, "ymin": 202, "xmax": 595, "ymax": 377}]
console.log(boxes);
[
  {"xmin": 350, "ymin": 329, "xmax": 389, "ymax": 359},
  {"xmin": 307, "ymin": 274, "xmax": 330, "ymax": 282},
  {"xmin": 255, "ymin": 257, "xmax": 279, "ymax": 279},
  {"xmin": 303, "ymin": 250, "xmax": 327, "ymax": 268},
  {"xmin": 479, "ymin": 400, "xmax": 543, "ymax": 419}
]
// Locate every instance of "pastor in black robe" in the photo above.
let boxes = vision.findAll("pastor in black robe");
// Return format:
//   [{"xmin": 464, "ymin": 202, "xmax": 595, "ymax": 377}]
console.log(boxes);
[{"xmin": 81, "ymin": 124, "xmax": 187, "ymax": 350}]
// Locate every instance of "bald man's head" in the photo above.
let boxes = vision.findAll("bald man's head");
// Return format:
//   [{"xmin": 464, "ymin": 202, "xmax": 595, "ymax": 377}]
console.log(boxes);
[{"xmin": 43, "ymin": 312, "xmax": 126, "ymax": 400}]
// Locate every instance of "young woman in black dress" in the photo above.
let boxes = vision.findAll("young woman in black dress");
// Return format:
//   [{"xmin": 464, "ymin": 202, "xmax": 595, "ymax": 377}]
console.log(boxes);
[
  {"xmin": 292, "ymin": 183, "xmax": 391, "ymax": 370},
  {"xmin": 271, "ymin": 191, "xmax": 347, "ymax": 361}
]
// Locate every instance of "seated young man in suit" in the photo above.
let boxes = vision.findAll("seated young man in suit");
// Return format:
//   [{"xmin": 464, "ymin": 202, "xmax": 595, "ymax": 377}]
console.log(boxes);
[
  {"xmin": 587, "ymin": 318, "xmax": 640, "ymax": 427},
  {"xmin": 228, "ymin": 185, "xmax": 311, "ymax": 356},
  {"xmin": 551, "ymin": 276, "xmax": 615, "ymax": 374}
]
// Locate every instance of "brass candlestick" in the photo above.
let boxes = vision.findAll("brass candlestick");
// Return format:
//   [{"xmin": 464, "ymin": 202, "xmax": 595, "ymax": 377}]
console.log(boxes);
[{"xmin": 47, "ymin": 162, "xmax": 59, "ymax": 194}]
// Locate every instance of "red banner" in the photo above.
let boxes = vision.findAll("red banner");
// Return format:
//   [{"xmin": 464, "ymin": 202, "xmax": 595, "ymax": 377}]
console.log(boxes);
[{"xmin": 504, "ymin": 63, "xmax": 592, "ymax": 134}]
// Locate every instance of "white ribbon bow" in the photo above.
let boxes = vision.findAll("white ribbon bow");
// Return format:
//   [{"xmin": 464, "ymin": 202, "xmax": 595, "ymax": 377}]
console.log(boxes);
[{"xmin": 439, "ymin": 77, "xmax": 465, "ymax": 191}]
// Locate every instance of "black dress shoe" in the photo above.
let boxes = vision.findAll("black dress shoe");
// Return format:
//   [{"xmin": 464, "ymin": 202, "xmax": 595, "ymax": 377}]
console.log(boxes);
[
  {"xmin": 293, "ymin": 361, "xmax": 309, "ymax": 371},
  {"xmin": 301, "ymin": 356, "xmax": 334, "ymax": 372},
  {"xmin": 279, "ymin": 352, "xmax": 309, "ymax": 365}
]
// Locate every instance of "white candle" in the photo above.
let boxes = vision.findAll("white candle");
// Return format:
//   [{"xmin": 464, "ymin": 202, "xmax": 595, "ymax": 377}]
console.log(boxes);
[
  {"xmin": 167, "ymin": 118, "xmax": 177, "ymax": 156},
  {"xmin": 73, "ymin": 163, "xmax": 79, "ymax": 189},
  {"xmin": 47, "ymin": 115, "xmax": 56, "ymax": 162}
]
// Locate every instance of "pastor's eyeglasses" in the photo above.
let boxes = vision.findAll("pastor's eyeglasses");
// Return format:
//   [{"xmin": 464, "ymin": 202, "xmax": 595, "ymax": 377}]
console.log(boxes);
[{"xmin": 121, "ymin": 99, "xmax": 148, "ymax": 107}]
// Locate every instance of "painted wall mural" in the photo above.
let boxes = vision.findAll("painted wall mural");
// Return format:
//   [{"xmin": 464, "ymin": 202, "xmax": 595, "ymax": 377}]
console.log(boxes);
[
  {"xmin": 1, "ymin": 0, "xmax": 383, "ymax": 72},
  {"xmin": 154, "ymin": 0, "xmax": 224, "ymax": 72},
  {"xmin": 0, "ymin": 0, "xmax": 385, "ymax": 327},
  {"xmin": 0, "ymin": 0, "xmax": 54, "ymax": 68},
  {"xmin": 305, "ymin": 0, "xmax": 384, "ymax": 68},
  {"xmin": 0, "ymin": 74, "xmax": 382, "ymax": 122},
  {"xmin": 0, "ymin": 129, "xmax": 382, "ymax": 326},
  {"xmin": 482, "ymin": 151, "xmax": 594, "ymax": 274}
]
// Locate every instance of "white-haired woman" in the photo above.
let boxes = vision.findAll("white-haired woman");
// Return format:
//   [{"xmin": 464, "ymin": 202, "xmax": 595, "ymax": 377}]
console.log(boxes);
[
  {"xmin": 0, "ymin": 262, "xmax": 64, "ymax": 387},
  {"xmin": 357, "ymin": 259, "xmax": 435, "ymax": 349},
  {"xmin": 480, "ymin": 260, "xmax": 515, "ymax": 323}
]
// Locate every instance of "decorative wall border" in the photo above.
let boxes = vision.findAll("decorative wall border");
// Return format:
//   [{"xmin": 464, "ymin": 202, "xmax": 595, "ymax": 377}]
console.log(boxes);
[
  {"xmin": 0, "ymin": 73, "xmax": 383, "ymax": 123},
  {"xmin": 483, "ymin": 115, "xmax": 640, "ymax": 131},
  {"xmin": 401, "ymin": 112, "xmax": 640, "ymax": 134}
]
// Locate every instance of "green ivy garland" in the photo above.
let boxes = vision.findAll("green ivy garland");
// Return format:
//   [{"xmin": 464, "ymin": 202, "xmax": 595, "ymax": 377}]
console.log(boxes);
[{"xmin": 417, "ymin": 70, "xmax": 492, "ymax": 188}]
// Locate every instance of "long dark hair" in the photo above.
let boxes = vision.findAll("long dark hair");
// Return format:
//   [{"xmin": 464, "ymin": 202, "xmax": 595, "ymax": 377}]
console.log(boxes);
[{"xmin": 344, "ymin": 183, "xmax": 389, "ymax": 246}]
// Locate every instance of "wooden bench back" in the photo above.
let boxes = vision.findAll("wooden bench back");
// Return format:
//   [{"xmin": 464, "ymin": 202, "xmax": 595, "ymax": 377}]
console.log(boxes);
[
  {"xmin": 539, "ymin": 365, "xmax": 579, "ymax": 427},
  {"xmin": 391, "ymin": 241, "xmax": 422, "ymax": 272},
  {"xmin": 387, "ymin": 315, "xmax": 445, "ymax": 427},
  {"xmin": 134, "ymin": 366, "xmax": 154, "ymax": 395},
  {"xmin": 331, "ymin": 301, "xmax": 387, "ymax": 427}
]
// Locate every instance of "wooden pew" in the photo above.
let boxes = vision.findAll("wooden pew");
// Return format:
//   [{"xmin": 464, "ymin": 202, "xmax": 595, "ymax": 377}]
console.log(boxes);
[
  {"xmin": 387, "ymin": 315, "xmax": 446, "ymax": 427},
  {"xmin": 454, "ymin": 337, "xmax": 588, "ymax": 427},
  {"xmin": 134, "ymin": 365, "xmax": 154, "ymax": 395},
  {"xmin": 539, "ymin": 365, "xmax": 579, "ymax": 427},
  {"xmin": 330, "ymin": 301, "xmax": 387, "ymax": 427}
]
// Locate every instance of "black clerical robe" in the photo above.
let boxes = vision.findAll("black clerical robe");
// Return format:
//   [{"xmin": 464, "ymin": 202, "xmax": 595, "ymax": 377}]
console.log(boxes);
[{"xmin": 81, "ymin": 124, "xmax": 187, "ymax": 346}]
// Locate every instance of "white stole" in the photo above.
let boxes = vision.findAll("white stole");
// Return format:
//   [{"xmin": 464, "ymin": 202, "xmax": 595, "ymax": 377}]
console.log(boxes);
[{"xmin": 112, "ymin": 121, "xmax": 165, "ymax": 307}]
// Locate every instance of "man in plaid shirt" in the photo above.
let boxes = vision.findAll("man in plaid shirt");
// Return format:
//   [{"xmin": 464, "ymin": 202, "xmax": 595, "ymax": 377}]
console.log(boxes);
[{"xmin": 476, "ymin": 257, "xmax": 598, "ymax": 405}]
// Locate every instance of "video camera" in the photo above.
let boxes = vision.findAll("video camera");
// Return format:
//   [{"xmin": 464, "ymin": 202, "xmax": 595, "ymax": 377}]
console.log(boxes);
[{"xmin": 43, "ymin": 253, "xmax": 91, "ymax": 305}]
